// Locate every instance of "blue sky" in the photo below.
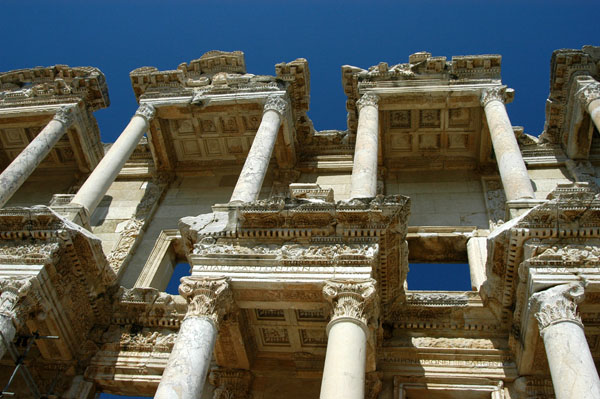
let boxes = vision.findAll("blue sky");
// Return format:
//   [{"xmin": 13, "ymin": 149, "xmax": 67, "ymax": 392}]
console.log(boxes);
[
  {"xmin": 2, "ymin": 1, "xmax": 599, "ymax": 143},
  {"xmin": 1, "ymin": 2, "xmax": 597, "ymax": 397}
]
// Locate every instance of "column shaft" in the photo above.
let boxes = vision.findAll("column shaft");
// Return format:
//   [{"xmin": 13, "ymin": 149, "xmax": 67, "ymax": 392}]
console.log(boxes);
[
  {"xmin": 0, "ymin": 107, "xmax": 74, "ymax": 207},
  {"xmin": 350, "ymin": 94, "xmax": 379, "ymax": 199},
  {"xmin": 543, "ymin": 321, "xmax": 600, "ymax": 399},
  {"xmin": 71, "ymin": 103, "xmax": 154, "ymax": 215},
  {"xmin": 230, "ymin": 96, "xmax": 286, "ymax": 203},
  {"xmin": 154, "ymin": 317, "xmax": 217, "ymax": 399},
  {"xmin": 482, "ymin": 89, "xmax": 534, "ymax": 201},
  {"xmin": 320, "ymin": 320, "xmax": 367, "ymax": 399},
  {"xmin": 587, "ymin": 98, "xmax": 600, "ymax": 133}
]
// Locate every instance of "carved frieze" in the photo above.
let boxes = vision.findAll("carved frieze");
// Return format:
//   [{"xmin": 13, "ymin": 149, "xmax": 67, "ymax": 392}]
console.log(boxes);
[{"xmin": 209, "ymin": 368, "xmax": 253, "ymax": 399}]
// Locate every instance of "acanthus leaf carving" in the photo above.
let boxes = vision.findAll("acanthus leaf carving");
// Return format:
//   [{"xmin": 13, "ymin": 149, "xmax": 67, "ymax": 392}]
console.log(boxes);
[
  {"xmin": 53, "ymin": 105, "xmax": 76, "ymax": 126},
  {"xmin": 134, "ymin": 103, "xmax": 156, "ymax": 123},
  {"xmin": 529, "ymin": 282, "xmax": 585, "ymax": 334},
  {"xmin": 179, "ymin": 276, "xmax": 233, "ymax": 327},
  {"xmin": 480, "ymin": 86, "xmax": 506, "ymax": 107},
  {"xmin": 263, "ymin": 95, "xmax": 288, "ymax": 117},
  {"xmin": 576, "ymin": 81, "xmax": 600, "ymax": 108},
  {"xmin": 323, "ymin": 278, "xmax": 377, "ymax": 327},
  {"xmin": 209, "ymin": 368, "xmax": 253, "ymax": 399},
  {"xmin": 356, "ymin": 93, "xmax": 380, "ymax": 112}
]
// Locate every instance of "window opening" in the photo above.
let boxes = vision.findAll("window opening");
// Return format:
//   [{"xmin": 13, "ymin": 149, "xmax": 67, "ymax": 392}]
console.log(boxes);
[
  {"xmin": 407, "ymin": 263, "xmax": 471, "ymax": 291},
  {"xmin": 165, "ymin": 262, "xmax": 190, "ymax": 295}
]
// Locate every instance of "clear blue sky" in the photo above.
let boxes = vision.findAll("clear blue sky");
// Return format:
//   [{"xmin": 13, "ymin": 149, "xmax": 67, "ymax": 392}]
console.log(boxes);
[
  {"xmin": 1, "ymin": 1, "xmax": 598, "ymax": 143},
  {"xmin": 1, "ymin": 2, "xmax": 597, "ymax": 398}
]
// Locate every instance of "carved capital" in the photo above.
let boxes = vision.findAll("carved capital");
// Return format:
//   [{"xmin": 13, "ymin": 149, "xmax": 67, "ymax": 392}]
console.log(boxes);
[
  {"xmin": 480, "ymin": 87, "xmax": 506, "ymax": 107},
  {"xmin": 0, "ymin": 277, "xmax": 36, "ymax": 325},
  {"xmin": 134, "ymin": 103, "xmax": 156, "ymax": 123},
  {"xmin": 263, "ymin": 95, "xmax": 287, "ymax": 117},
  {"xmin": 179, "ymin": 277, "xmax": 232, "ymax": 327},
  {"xmin": 53, "ymin": 105, "xmax": 76, "ymax": 126},
  {"xmin": 577, "ymin": 81, "xmax": 600, "ymax": 108},
  {"xmin": 356, "ymin": 93, "xmax": 380, "ymax": 112},
  {"xmin": 323, "ymin": 278, "xmax": 377, "ymax": 327},
  {"xmin": 209, "ymin": 368, "xmax": 253, "ymax": 399},
  {"xmin": 529, "ymin": 282, "xmax": 585, "ymax": 334}
]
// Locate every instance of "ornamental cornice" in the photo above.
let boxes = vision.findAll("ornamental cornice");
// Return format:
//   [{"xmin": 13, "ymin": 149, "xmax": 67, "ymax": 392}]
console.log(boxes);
[
  {"xmin": 323, "ymin": 278, "xmax": 377, "ymax": 327},
  {"xmin": 53, "ymin": 105, "xmax": 76, "ymax": 126},
  {"xmin": 179, "ymin": 276, "xmax": 233, "ymax": 327},
  {"xmin": 576, "ymin": 81, "xmax": 600, "ymax": 108},
  {"xmin": 529, "ymin": 282, "xmax": 585, "ymax": 334},
  {"xmin": 480, "ymin": 86, "xmax": 506, "ymax": 106},
  {"xmin": 263, "ymin": 95, "xmax": 288, "ymax": 117},
  {"xmin": 356, "ymin": 93, "xmax": 380, "ymax": 112},
  {"xmin": 134, "ymin": 103, "xmax": 156, "ymax": 123}
]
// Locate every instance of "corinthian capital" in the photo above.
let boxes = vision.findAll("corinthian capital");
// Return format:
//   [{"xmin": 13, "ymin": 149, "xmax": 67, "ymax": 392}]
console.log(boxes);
[
  {"xmin": 263, "ymin": 95, "xmax": 288, "ymax": 117},
  {"xmin": 179, "ymin": 276, "xmax": 232, "ymax": 327},
  {"xmin": 323, "ymin": 278, "xmax": 377, "ymax": 327},
  {"xmin": 53, "ymin": 105, "xmax": 76, "ymax": 126},
  {"xmin": 577, "ymin": 81, "xmax": 600, "ymax": 108},
  {"xmin": 356, "ymin": 93, "xmax": 380, "ymax": 112},
  {"xmin": 529, "ymin": 282, "xmax": 585, "ymax": 334},
  {"xmin": 134, "ymin": 103, "xmax": 156, "ymax": 123},
  {"xmin": 480, "ymin": 87, "xmax": 506, "ymax": 107}
]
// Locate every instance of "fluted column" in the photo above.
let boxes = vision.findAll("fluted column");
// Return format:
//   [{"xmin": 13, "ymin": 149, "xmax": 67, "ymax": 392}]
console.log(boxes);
[
  {"xmin": 0, "ymin": 106, "xmax": 75, "ymax": 207},
  {"xmin": 320, "ymin": 279, "xmax": 377, "ymax": 399},
  {"xmin": 577, "ymin": 81, "xmax": 600, "ymax": 133},
  {"xmin": 530, "ymin": 282, "xmax": 600, "ymax": 399},
  {"xmin": 350, "ymin": 94, "xmax": 380, "ymax": 199},
  {"xmin": 155, "ymin": 277, "xmax": 232, "ymax": 399},
  {"xmin": 481, "ymin": 87, "xmax": 534, "ymax": 201},
  {"xmin": 230, "ymin": 95, "xmax": 287, "ymax": 203},
  {"xmin": 209, "ymin": 368, "xmax": 253, "ymax": 399},
  {"xmin": 71, "ymin": 103, "xmax": 155, "ymax": 215}
]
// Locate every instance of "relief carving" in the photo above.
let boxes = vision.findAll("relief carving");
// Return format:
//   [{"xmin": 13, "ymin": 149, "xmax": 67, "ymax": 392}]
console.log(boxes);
[
  {"xmin": 529, "ymin": 282, "xmax": 585, "ymax": 334},
  {"xmin": 209, "ymin": 368, "xmax": 253, "ymax": 399},
  {"xmin": 356, "ymin": 93, "xmax": 380, "ymax": 111},
  {"xmin": 263, "ymin": 95, "xmax": 288, "ymax": 117},
  {"xmin": 134, "ymin": 103, "xmax": 156, "ymax": 122},
  {"xmin": 179, "ymin": 277, "xmax": 233, "ymax": 326},
  {"xmin": 480, "ymin": 86, "xmax": 507, "ymax": 106},
  {"xmin": 576, "ymin": 80, "xmax": 600, "ymax": 108},
  {"xmin": 53, "ymin": 105, "xmax": 76, "ymax": 126},
  {"xmin": 323, "ymin": 279, "xmax": 377, "ymax": 326}
]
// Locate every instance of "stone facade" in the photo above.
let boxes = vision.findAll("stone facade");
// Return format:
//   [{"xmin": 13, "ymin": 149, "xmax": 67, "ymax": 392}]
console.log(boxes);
[{"xmin": 0, "ymin": 47, "xmax": 599, "ymax": 398}]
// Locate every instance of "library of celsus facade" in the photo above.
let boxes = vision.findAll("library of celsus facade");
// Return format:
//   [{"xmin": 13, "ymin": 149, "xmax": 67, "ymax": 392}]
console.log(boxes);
[{"xmin": 0, "ymin": 45, "xmax": 599, "ymax": 398}]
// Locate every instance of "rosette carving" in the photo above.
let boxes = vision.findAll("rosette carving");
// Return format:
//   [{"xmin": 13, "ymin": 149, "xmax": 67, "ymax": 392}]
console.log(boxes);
[
  {"xmin": 529, "ymin": 282, "xmax": 585, "ymax": 334},
  {"xmin": 323, "ymin": 278, "xmax": 377, "ymax": 327},
  {"xmin": 134, "ymin": 103, "xmax": 156, "ymax": 123},
  {"xmin": 356, "ymin": 93, "xmax": 380, "ymax": 112},
  {"xmin": 480, "ymin": 87, "xmax": 506, "ymax": 107},
  {"xmin": 179, "ymin": 276, "xmax": 232, "ymax": 327},
  {"xmin": 53, "ymin": 105, "xmax": 75, "ymax": 126},
  {"xmin": 263, "ymin": 95, "xmax": 287, "ymax": 117}
]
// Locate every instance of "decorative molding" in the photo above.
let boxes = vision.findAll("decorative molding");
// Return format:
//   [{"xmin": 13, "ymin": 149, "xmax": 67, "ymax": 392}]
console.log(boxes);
[
  {"xmin": 179, "ymin": 277, "xmax": 233, "ymax": 327},
  {"xmin": 529, "ymin": 282, "xmax": 585, "ymax": 334},
  {"xmin": 53, "ymin": 105, "xmax": 76, "ymax": 126},
  {"xmin": 322, "ymin": 278, "xmax": 377, "ymax": 327},
  {"xmin": 576, "ymin": 80, "xmax": 600, "ymax": 108},
  {"xmin": 209, "ymin": 368, "xmax": 253, "ymax": 399},
  {"xmin": 263, "ymin": 95, "xmax": 287, "ymax": 117},
  {"xmin": 356, "ymin": 93, "xmax": 380, "ymax": 112},
  {"xmin": 134, "ymin": 103, "xmax": 156, "ymax": 123},
  {"xmin": 480, "ymin": 86, "xmax": 506, "ymax": 107}
]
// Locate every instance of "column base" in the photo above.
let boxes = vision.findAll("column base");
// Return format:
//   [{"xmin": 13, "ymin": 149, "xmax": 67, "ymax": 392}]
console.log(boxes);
[
  {"xmin": 506, "ymin": 198, "xmax": 547, "ymax": 220},
  {"xmin": 49, "ymin": 194, "xmax": 91, "ymax": 230}
]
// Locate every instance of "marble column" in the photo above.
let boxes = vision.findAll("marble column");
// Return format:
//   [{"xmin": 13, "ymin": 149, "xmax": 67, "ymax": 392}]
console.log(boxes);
[
  {"xmin": 350, "ymin": 93, "xmax": 380, "ymax": 199},
  {"xmin": 481, "ymin": 87, "xmax": 534, "ymax": 201},
  {"xmin": 577, "ymin": 80, "xmax": 600, "ymax": 133},
  {"xmin": 230, "ymin": 95, "xmax": 287, "ymax": 203},
  {"xmin": 0, "ymin": 106, "xmax": 75, "ymax": 207},
  {"xmin": 209, "ymin": 368, "xmax": 253, "ymax": 398},
  {"xmin": 320, "ymin": 279, "xmax": 377, "ymax": 399},
  {"xmin": 155, "ymin": 277, "xmax": 232, "ymax": 399},
  {"xmin": 530, "ymin": 282, "xmax": 600, "ymax": 399},
  {"xmin": 71, "ymin": 103, "xmax": 155, "ymax": 215}
]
